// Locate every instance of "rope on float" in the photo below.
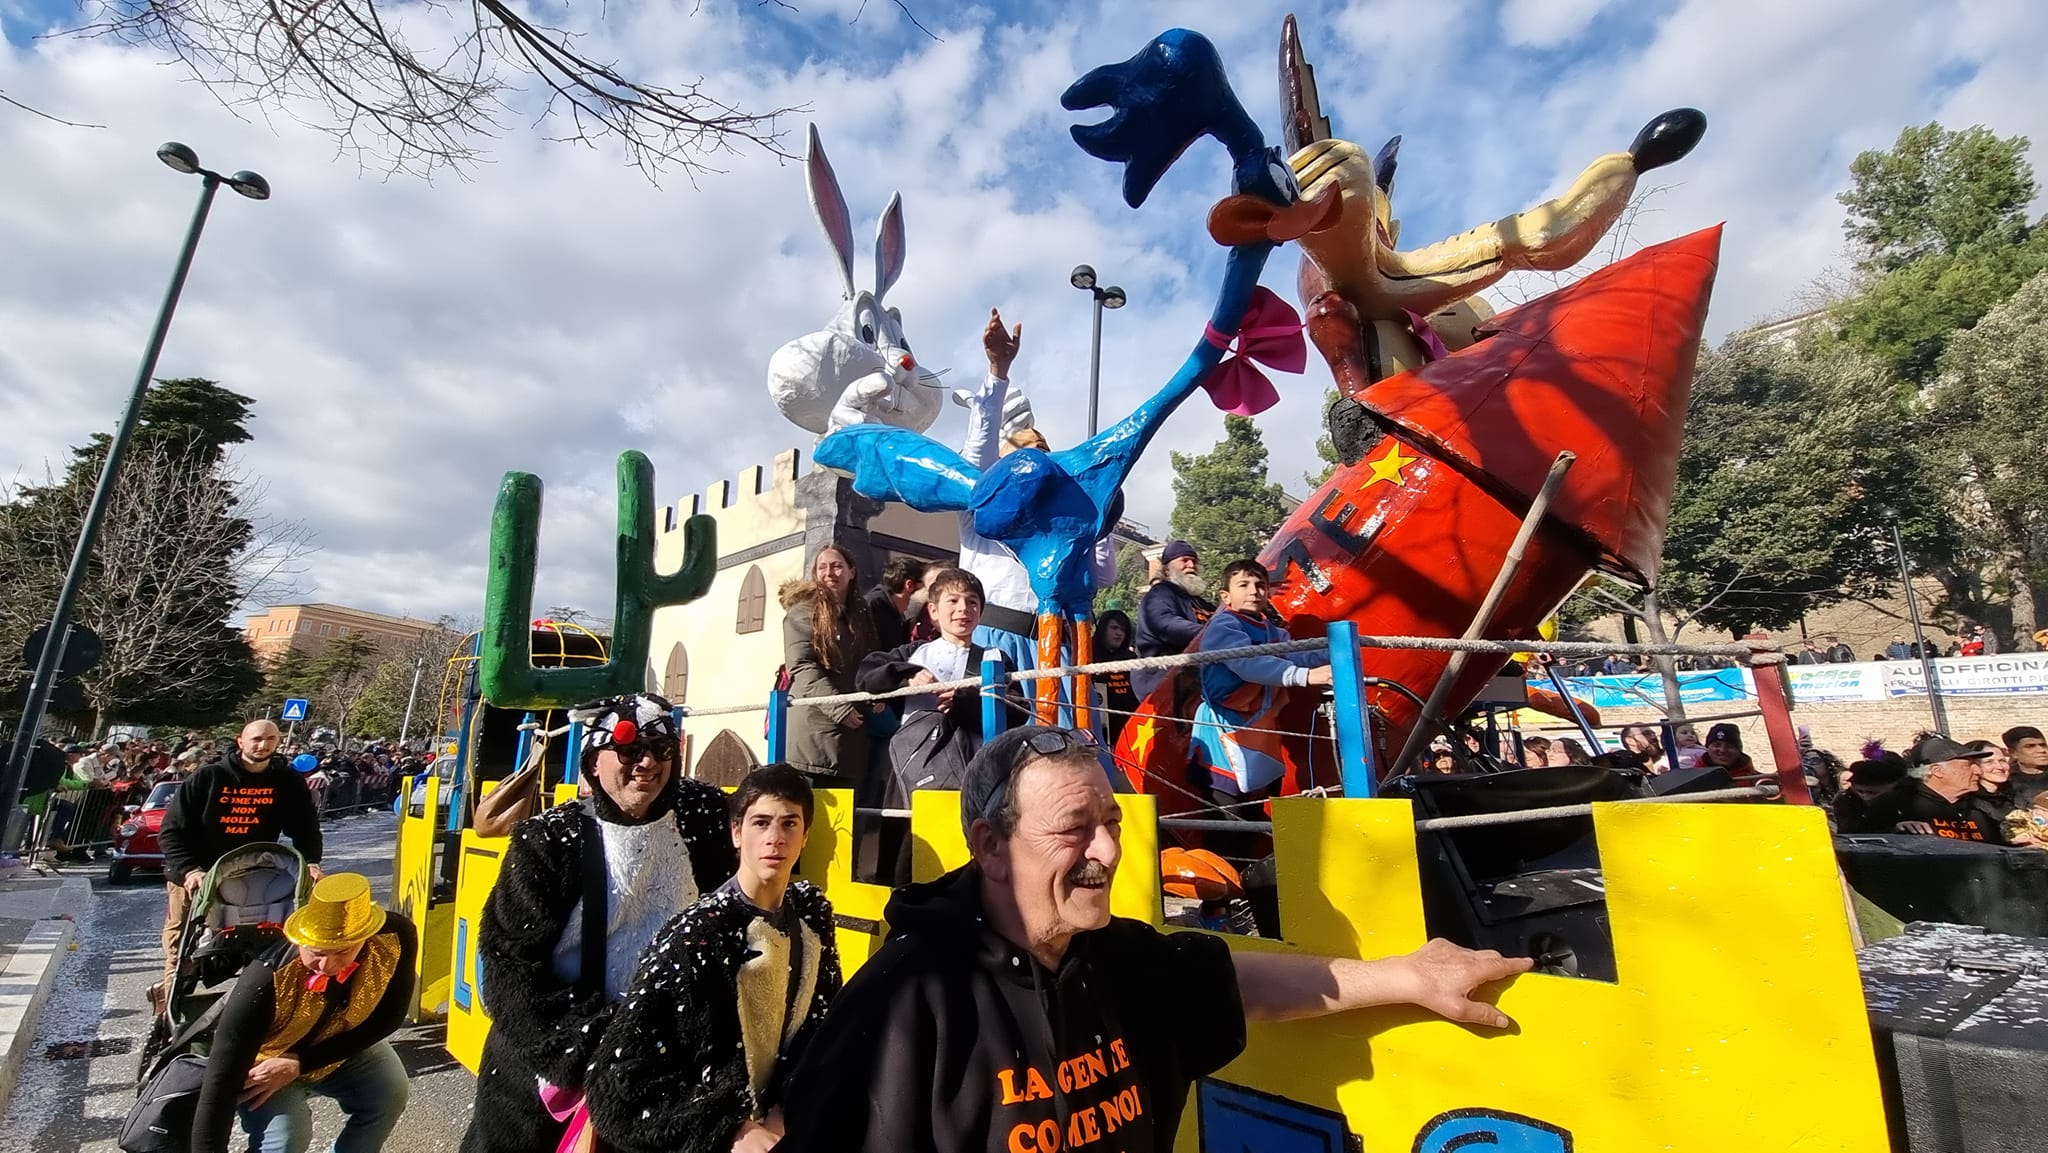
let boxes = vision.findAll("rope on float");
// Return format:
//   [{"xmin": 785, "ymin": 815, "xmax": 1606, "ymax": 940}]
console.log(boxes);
[{"xmin": 678, "ymin": 634, "xmax": 1782, "ymax": 718}]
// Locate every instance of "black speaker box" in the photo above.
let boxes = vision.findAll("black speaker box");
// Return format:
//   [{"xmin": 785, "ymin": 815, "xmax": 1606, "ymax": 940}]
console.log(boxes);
[
  {"xmin": 1835, "ymin": 835, "xmax": 2048, "ymax": 938},
  {"xmin": 1859, "ymin": 923, "xmax": 2048, "ymax": 1152},
  {"xmin": 1649, "ymin": 763, "xmax": 1734, "ymax": 796},
  {"xmin": 1389, "ymin": 766, "xmax": 1650, "ymax": 981}
]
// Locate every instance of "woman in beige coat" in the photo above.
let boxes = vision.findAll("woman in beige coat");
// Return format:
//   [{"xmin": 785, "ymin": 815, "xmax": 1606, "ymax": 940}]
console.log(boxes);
[{"xmin": 780, "ymin": 544, "xmax": 881, "ymax": 787}]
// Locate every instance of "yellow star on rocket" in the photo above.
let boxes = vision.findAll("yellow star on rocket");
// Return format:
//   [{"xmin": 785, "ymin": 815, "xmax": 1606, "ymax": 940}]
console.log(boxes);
[
  {"xmin": 1363, "ymin": 439, "xmax": 1418, "ymax": 489},
  {"xmin": 1127, "ymin": 716, "xmax": 1157, "ymax": 760}
]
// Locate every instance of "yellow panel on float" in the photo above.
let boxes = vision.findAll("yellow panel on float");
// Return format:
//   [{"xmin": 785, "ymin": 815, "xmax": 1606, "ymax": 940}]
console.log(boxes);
[
  {"xmin": 445, "ymin": 827, "xmax": 506, "ymax": 1073},
  {"xmin": 1187, "ymin": 797, "xmax": 1890, "ymax": 1153},
  {"xmin": 793, "ymin": 788, "xmax": 894, "ymax": 972},
  {"xmin": 394, "ymin": 776, "xmax": 452, "ymax": 1022}
]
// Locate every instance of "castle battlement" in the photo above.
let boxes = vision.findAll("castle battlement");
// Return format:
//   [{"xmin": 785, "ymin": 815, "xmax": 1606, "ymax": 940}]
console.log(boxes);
[{"xmin": 655, "ymin": 448, "xmax": 806, "ymax": 558}]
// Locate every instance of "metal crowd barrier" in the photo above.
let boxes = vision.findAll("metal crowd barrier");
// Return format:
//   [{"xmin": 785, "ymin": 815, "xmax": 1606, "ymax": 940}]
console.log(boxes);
[
  {"xmin": 30, "ymin": 785, "xmax": 127, "ymax": 862},
  {"xmin": 313, "ymin": 775, "xmax": 405, "ymax": 820}
]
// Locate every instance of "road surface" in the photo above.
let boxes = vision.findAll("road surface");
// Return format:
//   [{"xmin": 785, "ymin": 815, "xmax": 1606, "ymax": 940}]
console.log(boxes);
[{"xmin": 0, "ymin": 811, "xmax": 478, "ymax": 1152}]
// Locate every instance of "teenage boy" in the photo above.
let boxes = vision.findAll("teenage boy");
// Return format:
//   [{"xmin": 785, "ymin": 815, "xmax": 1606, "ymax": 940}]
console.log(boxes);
[
  {"xmin": 1192, "ymin": 560, "xmax": 1333, "ymax": 809},
  {"xmin": 858, "ymin": 568, "xmax": 1025, "ymax": 801},
  {"xmin": 588, "ymin": 767, "xmax": 841, "ymax": 1153},
  {"xmin": 2003, "ymin": 725, "xmax": 2048, "ymax": 805}
]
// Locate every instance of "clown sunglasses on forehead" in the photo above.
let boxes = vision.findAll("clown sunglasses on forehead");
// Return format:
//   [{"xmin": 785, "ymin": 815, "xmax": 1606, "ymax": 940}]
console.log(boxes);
[{"xmin": 974, "ymin": 727, "xmax": 1099, "ymax": 828}]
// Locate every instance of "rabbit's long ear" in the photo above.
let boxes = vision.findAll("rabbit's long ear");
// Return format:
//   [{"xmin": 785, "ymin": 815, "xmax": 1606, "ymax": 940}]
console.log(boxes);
[
  {"xmin": 804, "ymin": 124, "xmax": 858, "ymax": 300},
  {"xmin": 875, "ymin": 192, "xmax": 907, "ymax": 302}
]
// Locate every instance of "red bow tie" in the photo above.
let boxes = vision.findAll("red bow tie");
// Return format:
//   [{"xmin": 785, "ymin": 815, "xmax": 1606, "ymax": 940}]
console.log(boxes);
[{"xmin": 306, "ymin": 962, "xmax": 359, "ymax": 992}]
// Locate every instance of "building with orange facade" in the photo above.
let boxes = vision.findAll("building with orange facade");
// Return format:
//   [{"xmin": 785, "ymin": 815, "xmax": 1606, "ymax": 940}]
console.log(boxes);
[{"xmin": 242, "ymin": 603, "xmax": 450, "ymax": 662}]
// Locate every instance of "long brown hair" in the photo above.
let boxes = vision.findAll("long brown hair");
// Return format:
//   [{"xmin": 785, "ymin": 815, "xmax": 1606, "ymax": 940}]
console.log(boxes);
[{"xmin": 810, "ymin": 544, "xmax": 875, "ymax": 673}]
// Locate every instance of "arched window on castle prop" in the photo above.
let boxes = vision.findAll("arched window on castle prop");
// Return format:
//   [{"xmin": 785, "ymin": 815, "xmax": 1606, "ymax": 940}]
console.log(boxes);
[
  {"xmin": 663, "ymin": 642, "xmax": 690, "ymax": 703},
  {"xmin": 737, "ymin": 565, "xmax": 767, "ymax": 634}
]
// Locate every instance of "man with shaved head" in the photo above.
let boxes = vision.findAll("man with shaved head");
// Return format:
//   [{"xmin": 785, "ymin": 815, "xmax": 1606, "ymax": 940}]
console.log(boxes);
[{"xmin": 153, "ymin": 718, "xmax": 324, "ymax": 1013}]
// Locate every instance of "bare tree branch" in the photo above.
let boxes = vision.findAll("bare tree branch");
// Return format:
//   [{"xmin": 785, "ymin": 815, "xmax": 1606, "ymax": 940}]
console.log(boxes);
[
  {"xmin": 849, "ymin": 0, "xmax": 938, "ymax": 41},
  {"xmin": 0, "ymin": 88, "xmax": 108, "ymax": 128},
  {"xmin": 63, "ymin": 0, "xmax": 816, "ymax": 176}
]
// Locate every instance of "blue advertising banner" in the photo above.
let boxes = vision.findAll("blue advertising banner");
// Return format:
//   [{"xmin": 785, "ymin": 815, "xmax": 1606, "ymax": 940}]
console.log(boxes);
[
  {"xmin": 1561, "ymin": 669, "xmax": 1751, "ymax": 710},
  {"xmin": 1557, "ymin": 656, "xmax": 2048, "ymax": 712}
]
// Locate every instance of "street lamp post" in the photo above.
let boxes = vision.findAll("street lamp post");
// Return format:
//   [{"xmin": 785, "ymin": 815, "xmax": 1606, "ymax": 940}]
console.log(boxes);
[
  {"xmin": 0, "ymin": 144, "xmax": 270, "ymax": 832},
  {"xmin": 1069, "ymin": 265, "xmax": 1127, "ymax": 436},
  {"xmin": 1891, "ymin": 519, "xmax": 1950, "ymax": 735},
  {"xmin": 398, "ymin": 656, "xmax": 426, "ymax": 748}
]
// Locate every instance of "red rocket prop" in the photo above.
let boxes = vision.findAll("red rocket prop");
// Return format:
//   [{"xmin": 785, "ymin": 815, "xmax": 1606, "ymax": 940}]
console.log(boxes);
[{"xmin": 1115, "ymin": 227, "xmax": 1721, "ymax": 805}]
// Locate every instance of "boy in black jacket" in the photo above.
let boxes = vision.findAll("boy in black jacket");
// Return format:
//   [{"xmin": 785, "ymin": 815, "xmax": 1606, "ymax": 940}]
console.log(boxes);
[
  {"xmin": 156, "ymin": 719, "xmax": 324, "ymax": 1008},
  {"xmin": 587, "ymin": 767, "xmax": 840, "ymax": 1153},
  {"xmin": 856, "ymin": 568, "xmax": 1026, "ymax": 804}
]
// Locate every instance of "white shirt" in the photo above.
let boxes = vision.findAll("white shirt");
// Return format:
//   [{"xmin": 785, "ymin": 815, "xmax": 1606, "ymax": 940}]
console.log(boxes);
[{"xmin": 902, "ymin": 637, "xmax": 974, "ymax": 714}]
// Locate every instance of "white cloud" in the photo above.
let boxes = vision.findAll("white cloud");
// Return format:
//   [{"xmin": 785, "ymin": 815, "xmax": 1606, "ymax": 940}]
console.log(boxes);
[
  {"xmin": 1, "ymin": 0, "xmax": 2042, "ymax": 627},
  {"xmin": 1499, "ymin": 0, "xmax": 1619, "ymax": 48}
]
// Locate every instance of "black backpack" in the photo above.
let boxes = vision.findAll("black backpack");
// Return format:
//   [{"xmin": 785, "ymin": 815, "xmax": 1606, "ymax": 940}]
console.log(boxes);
[{"xmin": 120, "ymin": 998, "xmax": 228, "ymax": 1153}]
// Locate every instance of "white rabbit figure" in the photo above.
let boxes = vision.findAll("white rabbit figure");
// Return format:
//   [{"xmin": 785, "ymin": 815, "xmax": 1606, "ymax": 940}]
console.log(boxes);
[{"xmin": 767, "ymin": 125, "xmax": 946, "ymax": 437}]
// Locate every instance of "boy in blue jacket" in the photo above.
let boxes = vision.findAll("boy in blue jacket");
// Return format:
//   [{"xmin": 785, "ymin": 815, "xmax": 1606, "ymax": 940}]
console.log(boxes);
[{"xmin": 1192, "ymin": 559, "xmax": 1332, "ymax": 808}]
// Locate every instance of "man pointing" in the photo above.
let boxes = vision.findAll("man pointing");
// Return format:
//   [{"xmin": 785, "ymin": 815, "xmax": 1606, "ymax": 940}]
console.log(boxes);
[{"xmin": 778, "ymin": 725, "xmax": 1529, "ymax": 1153}]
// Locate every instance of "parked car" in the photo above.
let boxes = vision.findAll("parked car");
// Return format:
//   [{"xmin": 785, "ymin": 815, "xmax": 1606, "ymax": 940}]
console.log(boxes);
[{"xmin": 108, "ymin": 780, "xmax": 179, "ymax": 885}]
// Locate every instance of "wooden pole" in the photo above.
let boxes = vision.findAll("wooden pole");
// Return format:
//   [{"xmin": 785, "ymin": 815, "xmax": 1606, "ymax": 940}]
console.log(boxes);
[{"xmin": 1390, "ymin": 452, "xmax": 1576, "ymax": 776}]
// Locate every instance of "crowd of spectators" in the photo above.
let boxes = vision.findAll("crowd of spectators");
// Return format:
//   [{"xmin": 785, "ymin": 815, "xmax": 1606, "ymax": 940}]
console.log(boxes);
[
  {"xmin": 21, "ymin": 728, "xmax": 428, "ymax": 864},
  {"xmin": 1830, "ymin": 725, "xmax": 2048, "ymax": 846},
  {"xmin": 1439, "ymin": 712, "xmax": 2048, "ymax": 852},
  {"xmin": 285, "ymin": 742, "xmax": 417, "ymax": 817},
  {"xmin": 34, "ymin": 732, "xmax": 214, "ymax": 861}
]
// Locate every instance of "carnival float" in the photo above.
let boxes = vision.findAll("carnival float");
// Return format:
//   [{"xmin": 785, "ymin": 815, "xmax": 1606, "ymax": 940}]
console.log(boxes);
[{"xmin": 390, "ymin": 18, "xmax": 1927, "ymax": 1152}]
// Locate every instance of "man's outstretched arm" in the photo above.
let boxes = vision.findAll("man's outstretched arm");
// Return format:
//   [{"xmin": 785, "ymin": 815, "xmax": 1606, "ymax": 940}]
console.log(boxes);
[{"xmin": 1233, "ymin": 939, "xmax": 1533, "ymax": 1027}]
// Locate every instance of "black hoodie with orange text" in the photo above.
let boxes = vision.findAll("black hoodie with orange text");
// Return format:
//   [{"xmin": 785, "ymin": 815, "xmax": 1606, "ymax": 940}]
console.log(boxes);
[
  {"xmin": 158, "ymin": 749, "xmax": 323, "ymax": 883},
  {"xmin": 779, "ymin": 864, "xmax": 1246, "ymax": 1153}
]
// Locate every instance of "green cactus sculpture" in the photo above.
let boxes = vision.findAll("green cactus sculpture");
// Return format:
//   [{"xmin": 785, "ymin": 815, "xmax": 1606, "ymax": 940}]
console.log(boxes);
[{"xmin": 480, "ymin": 450, "xmax": 717, "ymax": 708}]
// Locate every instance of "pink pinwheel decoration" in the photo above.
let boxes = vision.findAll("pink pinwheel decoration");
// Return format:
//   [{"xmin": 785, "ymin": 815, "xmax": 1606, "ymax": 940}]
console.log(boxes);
[{"xmin": 1196, "ymin": 286, "xmax": 1305, "ymax": 415}]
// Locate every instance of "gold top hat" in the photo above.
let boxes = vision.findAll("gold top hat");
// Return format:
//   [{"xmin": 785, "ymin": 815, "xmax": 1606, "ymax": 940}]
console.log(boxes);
[{"xmin": 284, "ymin": 873, "xmax": 387, "ymax": 950}]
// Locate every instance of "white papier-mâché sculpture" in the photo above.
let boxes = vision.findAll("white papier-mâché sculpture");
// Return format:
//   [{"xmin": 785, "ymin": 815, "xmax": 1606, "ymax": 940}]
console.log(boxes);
[{"xmin": 767, "ymin": 125, "xmax": 946, "ymax": 437}]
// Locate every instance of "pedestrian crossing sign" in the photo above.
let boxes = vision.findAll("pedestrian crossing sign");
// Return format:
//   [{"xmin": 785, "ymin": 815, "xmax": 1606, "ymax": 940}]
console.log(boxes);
[{"xmin": 280, "ymin": 698, "xmax": 310, "ymax": 722}]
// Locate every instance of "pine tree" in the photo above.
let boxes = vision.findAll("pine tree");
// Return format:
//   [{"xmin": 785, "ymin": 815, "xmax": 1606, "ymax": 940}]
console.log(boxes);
[
  {"xmin": 1167, "ymin": 415, "xmax": 1290, "ymax": 566},
  {"xmin": 0, "ymin": 378, "xmax": 275, "ymax": 732},
  {"xmin": 1308, "ymin": 388, "xmax": 1343, "ymax": 488},
  {"xmin": 1836, "ymin": 124, "xmax": 2046, "ymax": 382},
  {"xmin": 1094, "ymin": 543, "xmax": 1150, "ymax": 615},
  {"xmin": 307, "ymin": 632, "xmax": 382, "ymax": 746}
]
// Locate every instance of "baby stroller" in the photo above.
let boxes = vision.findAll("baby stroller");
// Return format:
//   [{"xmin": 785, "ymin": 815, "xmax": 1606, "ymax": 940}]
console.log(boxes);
[{"xmin": 136, "ymin": 842, "xmax": 310, "ymax": 1082}]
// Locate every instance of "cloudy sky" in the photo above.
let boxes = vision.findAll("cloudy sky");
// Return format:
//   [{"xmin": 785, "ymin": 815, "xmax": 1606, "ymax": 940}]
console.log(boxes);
[{"xmin": 2, "ymin": 0, "xmax": 2043, "ymax": 624}]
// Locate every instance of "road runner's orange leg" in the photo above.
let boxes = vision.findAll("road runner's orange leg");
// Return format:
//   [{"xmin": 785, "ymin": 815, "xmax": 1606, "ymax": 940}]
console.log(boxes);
[
  {"xmin": 1071, "ymin": 615, "xmax": 1094, "ymax": 734},
  {"xmin": 1036, "ymin": 612, "xmax": 1063, "ymax": 725}
]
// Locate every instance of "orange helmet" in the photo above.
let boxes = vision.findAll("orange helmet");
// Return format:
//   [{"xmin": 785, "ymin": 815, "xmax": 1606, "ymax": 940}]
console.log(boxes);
[{"xmin": 1160, "ymin": 847, "xmax": 1244, "ymax": 902}]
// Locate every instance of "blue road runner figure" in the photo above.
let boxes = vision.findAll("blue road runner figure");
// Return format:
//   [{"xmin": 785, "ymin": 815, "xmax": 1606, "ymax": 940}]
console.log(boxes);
[{"xmin": 814, "ymin": 29, "xmax": 1319, "ymax": 725}]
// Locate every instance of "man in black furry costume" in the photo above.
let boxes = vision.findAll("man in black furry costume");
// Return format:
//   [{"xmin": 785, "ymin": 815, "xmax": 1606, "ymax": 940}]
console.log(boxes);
[
  {"xmin": 588, "ymin": 765, "xmax": 841, "ymax": 1153},
  {"xmin": 460, "ymin": 693, "xmax": 736, "ymax": 1153}
]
